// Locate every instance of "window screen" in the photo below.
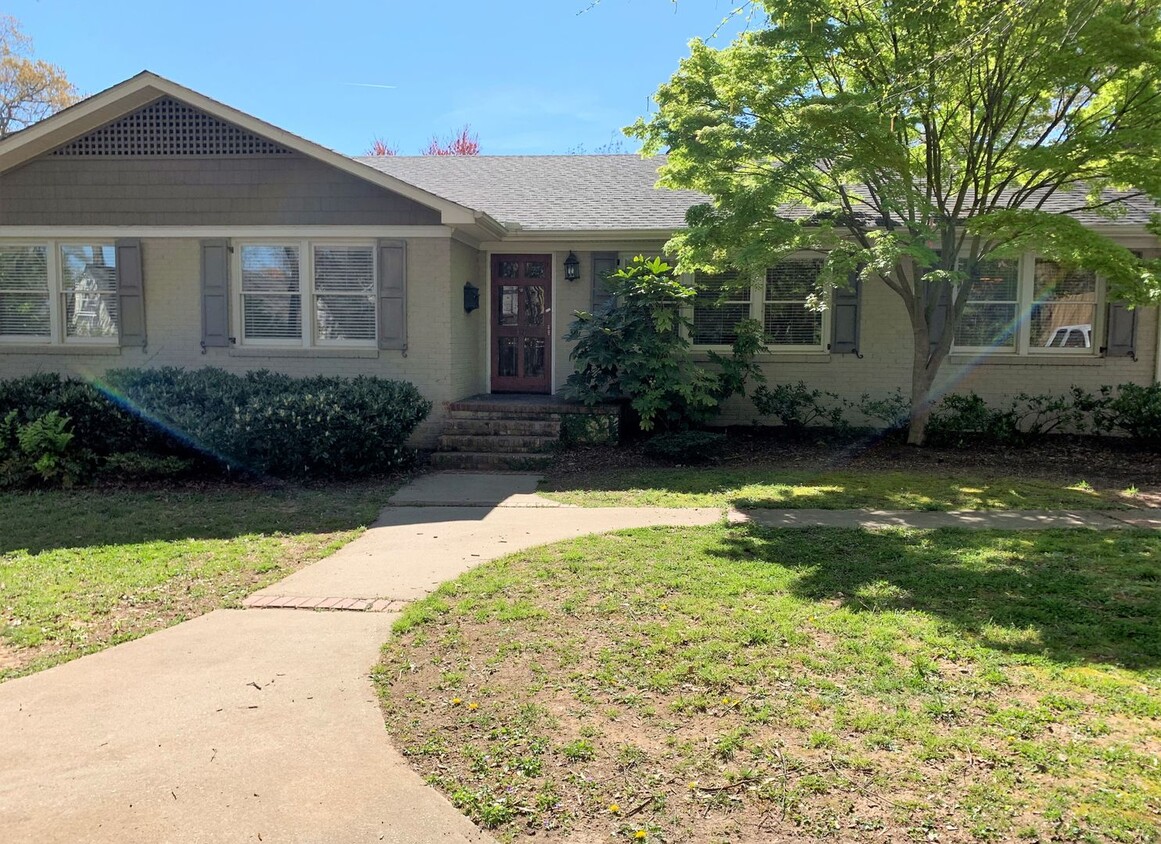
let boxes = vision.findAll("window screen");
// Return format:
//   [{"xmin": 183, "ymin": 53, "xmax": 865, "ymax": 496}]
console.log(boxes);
[
  {"xmin": 314, "ymin": 246, "xmax": 376, "ymax": 343},
  {"xmin": 764, "ymin": 261, "xmax": 823, "ymax": 346},
  {"xmin": 60, "ymin": 244, "xmax": 118, "ymax": 339},
  {"xmin": 954, "ymin": 257, "xmax": 1019, "ymax": 350},
  {"xmin": 241, "ymin": 245, "xmax": 302, "ymax": 341},
  {"xmin": 693, "ymin": 270, "xmax": 750, "ymax": 345},
  {"xmin": 0, "ymin": 245, "xmax": 50, "ymax": 338}
]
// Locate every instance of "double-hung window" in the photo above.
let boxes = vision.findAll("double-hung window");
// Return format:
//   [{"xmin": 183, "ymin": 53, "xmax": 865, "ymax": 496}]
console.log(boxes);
[
  {"xmin": 953, "ymin": 257, "xmax": 1020, "ymax": 352},
  {"xmin": 692, "ymin": 259, "xmax": 827, "ymax": 350},
  {"xmin": 692, "ymin": 270, "xmax": 751, "ymax": 346},
  {"xmin": 237, "ymin": 241, "xmax": 377, "ymax": 348},
  {"xmin": 0, "ymin": 242, "xmax": 118, "ymax": 344},
  {"xmin": 951, "ymin": 254, "xmax": 1102, "ymax": 355},
  {"xmin": 1030, "ymin": 260, "xmax": 1097, "ymax": 350},
  {"xmin": 763, "ymin": 260, "xmax": 824, "ymax": 347}
]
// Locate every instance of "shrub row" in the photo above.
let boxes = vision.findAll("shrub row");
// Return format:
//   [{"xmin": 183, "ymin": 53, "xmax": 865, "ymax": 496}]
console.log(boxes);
[
  {"xmin": 748, "ymin": 381, "xmax": 1161, "ymax": 448},
  {"xmin": 0, "ymin": 368, "xmax": 431, "ymax": 487}
]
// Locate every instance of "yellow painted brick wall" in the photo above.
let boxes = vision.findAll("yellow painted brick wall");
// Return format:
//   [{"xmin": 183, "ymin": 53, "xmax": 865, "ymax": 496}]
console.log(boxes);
[
  {"xmin": 448, "ymin": 239, "xmax": 487, "ymax": 403},
  {"xmin": 0, "ymin": 237, "xmax": 458, "ymax": 445},
  {"xmin": 716, "ymin": 273, "xmax": 1159, "ymax": 425}
]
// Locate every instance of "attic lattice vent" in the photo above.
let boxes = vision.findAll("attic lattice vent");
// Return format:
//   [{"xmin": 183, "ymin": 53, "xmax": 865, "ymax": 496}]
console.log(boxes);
[{"xmin": 52, "ymin": 97, "xmax": 294, "ymax": 157}]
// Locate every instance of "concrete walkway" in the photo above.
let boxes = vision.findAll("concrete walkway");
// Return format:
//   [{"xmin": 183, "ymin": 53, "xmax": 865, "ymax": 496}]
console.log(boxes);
[
  {"xmin": 2, "ymin": 471, "xmax": 1154, "ymax": 843},
  {"xmin": 0, "ymin": 474, "xmax": 718, "ymax": 843},
  {"xmin": 732, "ymin": 507, "xmax": 1151, "ymax": 530}
]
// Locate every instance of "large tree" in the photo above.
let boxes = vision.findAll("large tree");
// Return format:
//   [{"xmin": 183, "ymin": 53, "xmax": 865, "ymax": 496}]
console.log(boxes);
[
  {"xmin": 0, "ymin": 16, "xmax": 76, "ymax": 139},
  {"xmin": 632, "ymin": 0, "xmax": 1161, "ymax": 444}
]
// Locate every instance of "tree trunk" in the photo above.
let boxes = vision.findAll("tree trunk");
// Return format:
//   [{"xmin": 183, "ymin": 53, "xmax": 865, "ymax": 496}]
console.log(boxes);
[{"xmin": 907, "ymin": 326, "xmax": 939, "ymax": 446}]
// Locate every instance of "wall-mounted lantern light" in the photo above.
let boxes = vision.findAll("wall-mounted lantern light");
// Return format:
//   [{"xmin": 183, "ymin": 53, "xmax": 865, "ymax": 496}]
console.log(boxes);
[
  {"xmin": 463, "ymin": 281, "xmax": 480, "ymax": 313},
  {"xmin": 564, "ymin": 251, "xmax": 580, "ymax": 282}
]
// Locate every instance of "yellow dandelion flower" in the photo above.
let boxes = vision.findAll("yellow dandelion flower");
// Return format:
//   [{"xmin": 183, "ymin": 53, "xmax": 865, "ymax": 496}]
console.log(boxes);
[
  {"xmin": 688, "ymin": 781, "xmax": 698, "ymax": 789},
  {"xmin": 634, "ymin": 831, "xmax": 647, "ymax": 840},
  {"xmin": 451, "ymin": 697, "xmax": 463, "ymax": 705},
  {"xmin": 608, "ymin": 803, "xmax": 621, "ymax": 814},
  {"xmin": 468, "ymin": 702, "xmax": 479, "ymax": 710}
]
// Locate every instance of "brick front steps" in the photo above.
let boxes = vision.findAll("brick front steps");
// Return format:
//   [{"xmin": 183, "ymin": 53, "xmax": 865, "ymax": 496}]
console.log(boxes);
[{"xmin": 431, "ymin": 394, "xmax": 619, "ymax": 471}]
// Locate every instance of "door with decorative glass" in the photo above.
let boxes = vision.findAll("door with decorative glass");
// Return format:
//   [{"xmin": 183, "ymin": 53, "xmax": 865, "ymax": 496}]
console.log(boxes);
[{"xmin": 491, "ymin": 255, "xmax": 551, "ymax": 393}]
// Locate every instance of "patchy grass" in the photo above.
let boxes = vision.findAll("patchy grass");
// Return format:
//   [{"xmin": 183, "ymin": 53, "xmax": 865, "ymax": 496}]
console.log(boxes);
[
  {"xmin": 538, "ymin": 467, "xmax": 1133, "ymax": 510},
  {"xmin": 376, "ymin": 525, "xmax": 1161, "ymax": 843},
  {"xmin": 0, "ymin": 481, "xmax": 395, "ymax": 679}
]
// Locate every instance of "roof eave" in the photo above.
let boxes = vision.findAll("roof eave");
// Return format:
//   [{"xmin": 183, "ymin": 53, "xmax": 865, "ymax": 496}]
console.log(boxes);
[{"xmin": 0, "ymin": 71, "xmax": 483, "ymax": 227}]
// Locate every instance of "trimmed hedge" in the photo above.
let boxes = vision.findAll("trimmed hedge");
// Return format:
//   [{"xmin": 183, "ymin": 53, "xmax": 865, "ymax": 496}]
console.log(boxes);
[
  {"xmin": 0, "ymin": 368, "xmax": 432, "ymax": 484},
  {"xmin": 104, "ymin": 368, "xmax": 431, "ymax": 478}
]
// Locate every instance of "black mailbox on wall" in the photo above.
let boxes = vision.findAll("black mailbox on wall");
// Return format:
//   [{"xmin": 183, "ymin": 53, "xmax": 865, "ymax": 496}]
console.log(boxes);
[{"xmin": 463, "ymin": 282, "xmax": 480, "ymax": 313}]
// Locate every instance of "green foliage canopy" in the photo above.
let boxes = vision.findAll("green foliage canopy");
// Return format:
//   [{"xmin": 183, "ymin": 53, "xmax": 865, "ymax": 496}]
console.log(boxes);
[{"xmin": 631, "ymin": 0, "xmax": 1161, "ymax": 441}]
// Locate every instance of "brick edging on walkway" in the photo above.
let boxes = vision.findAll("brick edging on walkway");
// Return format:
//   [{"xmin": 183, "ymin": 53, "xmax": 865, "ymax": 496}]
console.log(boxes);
[{"xmin": 243, "ymin": 595, "xmax": 408, "ymax": 612}]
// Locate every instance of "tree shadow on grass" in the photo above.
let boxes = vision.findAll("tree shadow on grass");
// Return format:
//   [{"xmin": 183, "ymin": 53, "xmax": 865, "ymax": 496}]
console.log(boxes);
[
  {"xmin": 540, "ymin": 466, "xmax": 1114, "ymax": 510},
  {"xmin": 0, "ymin": 483, "xmax": 390, "ymax": 555},
  {"xmin": 714, "ymin": 524, "xmax": 1161, "ymax": 669}
]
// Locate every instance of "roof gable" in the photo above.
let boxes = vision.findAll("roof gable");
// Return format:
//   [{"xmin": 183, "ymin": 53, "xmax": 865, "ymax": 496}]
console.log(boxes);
[
  {"xmin": 0, "ymin": 71, "xmax": 491, "ymax": 230},
  {"xmin": 51, "ymin": 96, "xmax": 294, "ymax": 158}
]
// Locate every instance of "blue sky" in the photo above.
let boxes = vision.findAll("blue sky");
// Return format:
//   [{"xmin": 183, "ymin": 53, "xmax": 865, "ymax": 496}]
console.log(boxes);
[{"xmin": 8, "ymin": 0, "xmax": 751, "ymax": 156}]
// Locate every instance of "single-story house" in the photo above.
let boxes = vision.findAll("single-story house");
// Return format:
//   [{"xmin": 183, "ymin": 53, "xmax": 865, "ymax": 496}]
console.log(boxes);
[{"xmin": 1, "ymin": 72, "xmax": 1158, "ymax": 459}]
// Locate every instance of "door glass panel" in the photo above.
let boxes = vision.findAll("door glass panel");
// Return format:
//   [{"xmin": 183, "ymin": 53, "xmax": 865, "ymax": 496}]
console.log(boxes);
[
  {"xmin": 497, "ymin": 337, "xmax": 519, "ymax": 376},
  {"xmin": 523, "ymin": 286, "xmax": 545, "ymax": 326},
  {"xmin": 498, "ymin": 260, "xmax": 521, "ymax": 279},
  {"xmin": 498, "ymin": 285, "xmax": 519, "ymax": 326},
  {"xmin": 524, "ymin": 260, "xmax": 546, "ymax": 279},
  {"xmin": 523, "ymin": 338, "xmax": 545, "ymax": 377}
]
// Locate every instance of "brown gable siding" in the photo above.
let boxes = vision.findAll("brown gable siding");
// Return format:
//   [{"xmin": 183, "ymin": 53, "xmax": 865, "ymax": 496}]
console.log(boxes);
[{"xmin": 0, "ymin": 155, "xmax": 441, "ymax": 226}]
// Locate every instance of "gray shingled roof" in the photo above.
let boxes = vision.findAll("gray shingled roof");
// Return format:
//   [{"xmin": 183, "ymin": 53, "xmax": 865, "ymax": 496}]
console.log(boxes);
[
  {"xmin": 357, "ymin": 153, "xmax": 1156, "ymax": 232},
  {"xmin": 357, "ymin": 155, "xmax": 705, "ymax": 232}
]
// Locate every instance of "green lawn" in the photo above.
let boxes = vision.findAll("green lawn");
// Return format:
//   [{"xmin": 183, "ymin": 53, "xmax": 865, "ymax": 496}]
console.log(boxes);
[
  {"xmin": 0, "ymin": 482, "xmax": 394, "ymax": 679},
  {"xmin": 377, "ymin": 525, "xmax": 1161, "ymax": 843},
  {"xmin": 538, "ymin": 467, "xmax": 1135, "ymax": 510}
]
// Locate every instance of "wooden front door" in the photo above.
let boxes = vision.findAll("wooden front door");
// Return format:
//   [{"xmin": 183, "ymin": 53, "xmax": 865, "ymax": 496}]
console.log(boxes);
[{"xmin": 491, "ymin": 254, "xmax": 552, "ymax": 393}]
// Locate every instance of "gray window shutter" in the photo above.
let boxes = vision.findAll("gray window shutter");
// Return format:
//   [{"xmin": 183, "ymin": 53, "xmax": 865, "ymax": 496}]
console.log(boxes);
[
  {"xmin": 592, "ymin": 252, "xmax": 618, "ymax": 312},
  {"xmin": 115, "ymin": 238, "xmax": 146, "ymax": 348},
  {"xmin": 829, "ymin": 274, "xmax": 861, "ymax": 355},
  {"xmin": 200, "ymin": 239, "xmax": 231, "ymax": 349},
  {"xmin": 378, "ymin": 239, "xmax": 407, "ymax": 351},
  {"xmin": 928, "ymin": 280, "xmax": 951, "ymax": 354},
  {"xmin": 1105, "ymin": 302, "xmax": 1138, "ymax": 360}
]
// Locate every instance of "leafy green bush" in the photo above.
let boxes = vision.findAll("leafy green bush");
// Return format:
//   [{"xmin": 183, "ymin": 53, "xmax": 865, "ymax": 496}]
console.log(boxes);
[
  {"xmin": 753, "ymin": 382, "xmax": 850, "ymax": 433},
  {"xmin": 642, "ymin": 430, "xmax": 727, "ymax": 464},
  {"xmin": 1099, "ymin": 383, "xmax": 1161, "ymax": 446},
  {"xmin": 926, "ymin": 393, "xmax": 1023, "ymax": 447},
  {"xmin": 0, "ymin": 373, "xmax": 160, "ymax": 456},
  {"xmin": 856, "ymin": 390, "xmax": 911, "ymax": 432},
  {"xmin": 0, "ymin": 369, "xmax": 431, "ymax": 482},
  {"xmin": 104, "ymin": 368, "xmax": 431, "ymax": 478},
  {"xmin": 926, "ymin": 390, "xmax": 1094, "ymax": 447},
  {"xmin": 561, "ymin": 256, "xmax": 764, "ymax": 432},
  {"xmin": 0, "ymin": 410, "xmax": 93, "ymax": 488}
]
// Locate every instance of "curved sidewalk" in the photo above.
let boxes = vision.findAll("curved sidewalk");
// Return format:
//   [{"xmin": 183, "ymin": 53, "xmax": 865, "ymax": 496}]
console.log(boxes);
[
  {"xmin": 0, "ymin": 475, "xmax": 718, "ymax": 844},
  {"xmin": 1, "ymin": 472, "xmax": 1152, "ymax": 844}
]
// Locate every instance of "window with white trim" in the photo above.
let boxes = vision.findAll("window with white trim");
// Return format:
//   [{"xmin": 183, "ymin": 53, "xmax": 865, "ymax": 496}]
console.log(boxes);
[
  {"xmin": 692, "ymin": 259, "xmax": 827, "ymax": 350},
  {"xmin": 236, "ymin": 241, "xmax": 377, "ymax": 347},
  {"xmin": 763, "ymin": 260, "xmax": 824, "ymax": 347},
  {"xmin": 953, "ymin": 256, "xmax": 1019, "ymax": 351},
  {"xmin": 692, "ymin": 270, "xmax": 751, "ymax": 345},
  {"xmin": 951, "ymin": 254, "xmax": 1102, "ymax": 355},
  {"xmin": 0, "ymin": 241, "xmax": 118, "ymax": 344},
  {"xmin": 1030, "ymin": 260, "xmax": 1097, "ymax": 350}
]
